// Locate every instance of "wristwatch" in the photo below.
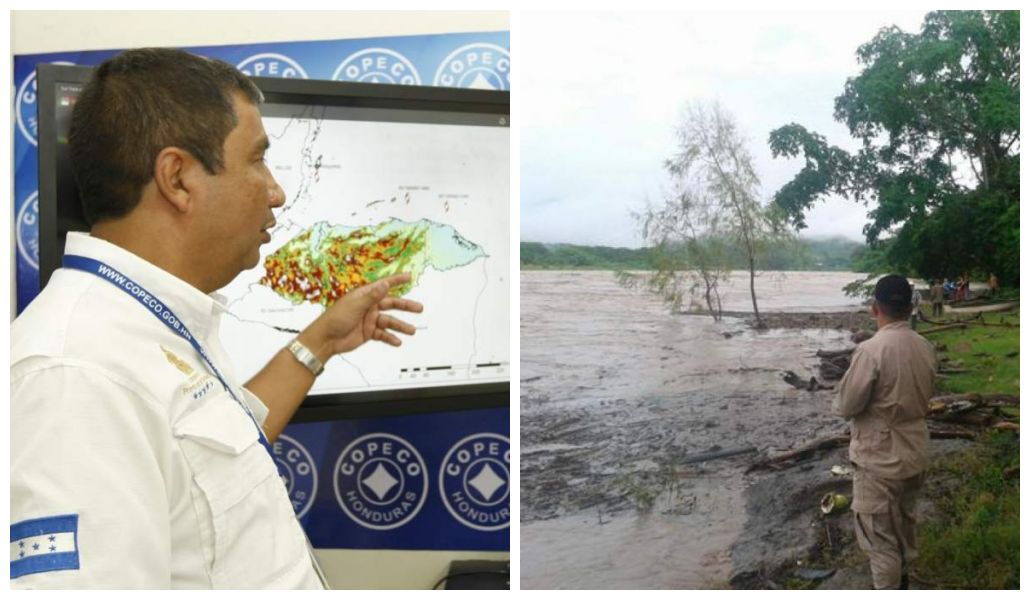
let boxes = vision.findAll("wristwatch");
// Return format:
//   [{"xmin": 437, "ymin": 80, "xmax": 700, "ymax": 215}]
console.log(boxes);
[{"xmin": 287, "ymin": 338, "xmax": 325, "ymax": 376}]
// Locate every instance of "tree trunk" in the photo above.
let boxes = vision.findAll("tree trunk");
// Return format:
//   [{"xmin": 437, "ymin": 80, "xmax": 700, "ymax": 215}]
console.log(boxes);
[{"xmin": 748, "ymin": 250, "xmax": 761, "ymax": 328}]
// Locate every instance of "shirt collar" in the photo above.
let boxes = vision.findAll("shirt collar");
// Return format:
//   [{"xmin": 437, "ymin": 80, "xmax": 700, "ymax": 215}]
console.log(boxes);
[
  {"xmin": 878, "ymin": 320, "xmax": 911, "ymax": 332},
  {"xmin": 63, "ymin": 232, "xmax": 227, "ymax": 342}
]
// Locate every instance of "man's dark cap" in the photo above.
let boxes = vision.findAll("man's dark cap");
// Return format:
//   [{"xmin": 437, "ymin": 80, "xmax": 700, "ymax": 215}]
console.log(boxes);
[{"xmin": 874, "ymin": 274, "xmax": 912, "ymax": 306}]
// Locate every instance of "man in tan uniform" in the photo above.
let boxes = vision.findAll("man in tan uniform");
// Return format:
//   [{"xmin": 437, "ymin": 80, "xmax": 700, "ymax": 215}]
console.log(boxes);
[{"xmin": 834, "ymin": 274, "xmax": 937, "ymax": 589}]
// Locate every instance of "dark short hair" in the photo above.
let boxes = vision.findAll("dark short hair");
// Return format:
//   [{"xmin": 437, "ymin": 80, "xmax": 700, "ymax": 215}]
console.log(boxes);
[
  {"xmin": 68, "ymin": 48, "xmax": 263, "ymax": 225},
  {"xmin": 873, "ymin": 274, "xmax": 912, "ymax": 320}
]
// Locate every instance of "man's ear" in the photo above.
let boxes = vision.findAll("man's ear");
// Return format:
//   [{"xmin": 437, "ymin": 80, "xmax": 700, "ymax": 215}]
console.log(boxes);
[
  {"xmin": 153, "ymin": 147, "xmax": 199, "ymax": 214},
  {"xmin": 869, "ymin": 301, "xmax": 879, "ymax": 318}
]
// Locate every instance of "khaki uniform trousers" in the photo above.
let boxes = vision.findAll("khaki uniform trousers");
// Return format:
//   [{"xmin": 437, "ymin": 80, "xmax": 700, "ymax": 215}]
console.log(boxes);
[{"xmin": 851, "ymin": 468, "xmax": 924, "ymax": 589}]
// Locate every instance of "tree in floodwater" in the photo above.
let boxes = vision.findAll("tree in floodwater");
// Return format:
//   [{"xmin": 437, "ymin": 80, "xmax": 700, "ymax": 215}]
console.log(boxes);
[
  {"xmin": 618, "ymin": 175, "xmax": 730, "ymax": 320},
  {"xmin": 663, "ymin": 102, "xmax": 785, "ymax": 328}
]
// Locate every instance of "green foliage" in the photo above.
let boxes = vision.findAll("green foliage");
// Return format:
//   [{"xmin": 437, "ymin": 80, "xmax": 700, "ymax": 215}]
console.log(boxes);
[
  {"xmin": 614, "ymin": 462, "xmax": 685, "ymax": 513},
  {"xmin": 768, "ymin": 11, "xmax": 1020, "ymax": 286},
  {"xmin": 917, "ymin": 430, "xmax": 1020, "ymax": 589},
  {"xmin": 916, "ymin": 309, "xmax": 1020, "ymax": 396},
  {"xmin": 914, "ymin": 309, "xmax": 1019, "ymax": 589}
]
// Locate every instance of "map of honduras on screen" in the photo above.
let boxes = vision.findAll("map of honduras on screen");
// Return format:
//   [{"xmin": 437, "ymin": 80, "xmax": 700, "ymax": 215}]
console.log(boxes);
[{"xmin": 218, "ymin": 102, "xmax": 509, "ymax": 395}]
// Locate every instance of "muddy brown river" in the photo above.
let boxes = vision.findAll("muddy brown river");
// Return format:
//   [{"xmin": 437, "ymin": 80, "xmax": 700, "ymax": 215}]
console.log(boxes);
[{"xmin": 520, "ymin": 270, "xmax": 870, "ymax": 589}]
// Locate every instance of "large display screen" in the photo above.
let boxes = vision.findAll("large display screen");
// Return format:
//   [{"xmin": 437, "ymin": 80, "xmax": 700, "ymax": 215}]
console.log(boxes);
[{"xmin": 37, "ymin": 64, "xmax": 509, "ymax": 403}]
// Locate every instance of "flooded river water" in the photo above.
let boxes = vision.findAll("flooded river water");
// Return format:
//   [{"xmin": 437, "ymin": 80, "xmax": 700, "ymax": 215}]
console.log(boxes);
[{"xmin": 520, "ymin": 270, "xmax": 869, "ymax": 589}]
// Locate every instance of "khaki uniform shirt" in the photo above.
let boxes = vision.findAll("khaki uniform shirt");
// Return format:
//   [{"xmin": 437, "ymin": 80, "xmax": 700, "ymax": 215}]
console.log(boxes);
[{"xmin": 834, "ymin": 321, "xmax": 937, "ymax": 479}]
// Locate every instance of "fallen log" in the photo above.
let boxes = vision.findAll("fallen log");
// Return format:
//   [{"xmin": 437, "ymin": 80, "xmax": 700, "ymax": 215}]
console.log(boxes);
[
  {"xmin": 746, "ymin": 435, "xmax": 850, "ymax": 473},
  {"xmin": 944, "ymin": 412, "xmax": 996, "ymax": 427},
  {"xmin": 679, "ymin": 445, "xmax": 757, "ymax": 466},
  {"xmin": 819, "ymin": 364, "xmax": 847, "ymax": 381},
  {"xmin": 992, "ymin": 422, "xmax": 1020, "ymax": 433},
  {"xmin": 921, "ymin": 323, "xmax": 967, "ymax": 335},
  {"xmin": 851, "ymin": 330, "xmax": 875, "ymax": 344},
  {"xmin": 929, "ymin": 393, "xmax": 1019, "ymax": 406},
  {"xmin": 747, "ymin": 430, "xmax": 977, "ymax": 473},
  {"xmin": 919, "ymin": 312, "xmax": 982, "ymax": 326},
  {"xmin": 816, "ymin": 348, "xmax": 855, "ymax": 359},
  {"xmin": 782, "ymin": 370, "xmax": 834, "ymax": 391}
]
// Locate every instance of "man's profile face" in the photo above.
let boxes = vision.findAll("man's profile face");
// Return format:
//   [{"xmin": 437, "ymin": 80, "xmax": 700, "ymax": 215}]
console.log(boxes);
[{"xmin": 195, "ymin": 92, "xmax": 284, "ymax": 285}]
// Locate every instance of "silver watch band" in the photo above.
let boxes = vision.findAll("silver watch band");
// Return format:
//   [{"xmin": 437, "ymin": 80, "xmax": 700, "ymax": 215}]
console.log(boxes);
[{"xmin": 287, "ymin": 338, "xmax": 325, "ymax": 376}]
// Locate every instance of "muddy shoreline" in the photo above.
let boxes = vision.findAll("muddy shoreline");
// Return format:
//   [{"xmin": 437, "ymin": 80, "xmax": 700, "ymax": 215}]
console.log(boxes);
[
  {"xmin": 729, "ymin": 438, "xmax": 972, "ymax": 589},
  {"xmin": 680, "ymin": 309, "xmax": 876, "ymax": 331}
]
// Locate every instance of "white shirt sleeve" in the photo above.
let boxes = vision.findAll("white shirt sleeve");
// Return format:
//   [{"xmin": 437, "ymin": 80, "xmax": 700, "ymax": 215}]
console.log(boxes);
[{"xmin": 10, "ymin": 361, "xmax": 173, "ymax": 589}]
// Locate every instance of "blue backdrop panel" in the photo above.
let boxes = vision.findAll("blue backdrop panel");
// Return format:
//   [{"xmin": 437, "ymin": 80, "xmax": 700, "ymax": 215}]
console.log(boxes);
[
  {"xmin": 13, "ymin": 30, "xmax": 509, "ymax": 313},
  {"xmin": 277, "ymin": 408, "xmax": 509, "ymax": 550}
]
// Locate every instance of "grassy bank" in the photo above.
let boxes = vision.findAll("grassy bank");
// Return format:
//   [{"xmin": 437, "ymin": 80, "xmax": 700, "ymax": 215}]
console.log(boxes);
[{"xmin": 912, "ymin": 306, "xmax": 1019, "ymax": 589}]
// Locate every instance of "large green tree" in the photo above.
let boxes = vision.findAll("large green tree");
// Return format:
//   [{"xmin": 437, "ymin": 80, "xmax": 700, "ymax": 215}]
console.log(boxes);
[{"xmin": 769, "ymin": 10, "xmax": 1019, "ymax": 285}]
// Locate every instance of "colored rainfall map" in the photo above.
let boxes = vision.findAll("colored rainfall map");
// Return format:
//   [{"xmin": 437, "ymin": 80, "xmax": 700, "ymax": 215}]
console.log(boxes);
[{"xmin": 260, "ymin": 218, "xmax": 486, "ymax": 307}]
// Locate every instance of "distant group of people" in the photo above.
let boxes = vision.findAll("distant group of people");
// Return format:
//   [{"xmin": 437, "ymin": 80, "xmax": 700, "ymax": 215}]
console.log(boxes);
[{"xmin": 910, "ymin": 272, "xmax": 1002, "ymax": 323}]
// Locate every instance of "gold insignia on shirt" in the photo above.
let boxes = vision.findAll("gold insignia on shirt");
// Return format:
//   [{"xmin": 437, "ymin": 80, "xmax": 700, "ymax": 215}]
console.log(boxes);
[{"xmin": 161, "ymin": 346, "xmax": 195, "ymax": 377}]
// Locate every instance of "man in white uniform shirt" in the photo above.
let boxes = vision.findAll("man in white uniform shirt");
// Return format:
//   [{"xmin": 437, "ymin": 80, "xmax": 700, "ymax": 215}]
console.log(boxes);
[{"xmin": 10, "ymin": 48, "xmax": 422, "ymax": 589}]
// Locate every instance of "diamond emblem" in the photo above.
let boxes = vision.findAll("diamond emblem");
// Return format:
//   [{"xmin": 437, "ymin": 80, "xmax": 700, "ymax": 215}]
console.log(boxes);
[
  {"xmin": 362, "ymin": 464, "xmax": 399, "ymax": 500},
  {"xmin": 468, "ymin": 464, "xmax": 505, "ymax": 501},
  {"xmin": 468, "ymin": 73, "xmax": 497, "ymax": 90}
]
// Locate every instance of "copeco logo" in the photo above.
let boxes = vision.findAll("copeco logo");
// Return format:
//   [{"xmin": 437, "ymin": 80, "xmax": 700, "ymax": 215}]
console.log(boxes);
[
  {"xmin": 334, "ymin": 433, "xmax": 427, "ymax": 530},
  {"xmin": 272, "ymin": 434, "xmax": 318, "ymax": 518},
  {"xmin": 236, "ymin": 53, "xmax": 308, "ymax": 79},
  {"xmin": 16, "ymin": 191, "xmax": 40, "ymax": 270},
  {"xmin": 332, "ymin": 48, "xmax": 421, "ymax": 85},
  {"xmin": 434, "ymin": 43, "xmax": 510, "ymax": 90},
  {"xmin": 439, "ymin": 433, "xmax": 510, "ymax": 531},
  {"xmin": 17, "ymin": 61, "xmax": 76, "ymax": 146}
]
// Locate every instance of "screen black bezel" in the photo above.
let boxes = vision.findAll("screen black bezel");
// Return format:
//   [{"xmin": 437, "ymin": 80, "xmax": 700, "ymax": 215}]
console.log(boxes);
[{"xmin": 36, "ymin": 63, "xmax": 509, "ymax": 417}]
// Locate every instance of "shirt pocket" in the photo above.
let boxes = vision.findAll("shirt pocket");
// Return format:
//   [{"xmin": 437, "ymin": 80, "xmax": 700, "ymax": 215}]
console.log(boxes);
[{"xmin": 173, "ymin": 394, "xmax": 308, "ymax": 588}]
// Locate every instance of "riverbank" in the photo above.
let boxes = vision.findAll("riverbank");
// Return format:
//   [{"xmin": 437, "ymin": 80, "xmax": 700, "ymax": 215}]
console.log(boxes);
[
  {"xmin": 519, "ymin": 271, "xmax": 1017, "ymax": 588},
  {"xmin": 730, "ymin": 306, "xmax": 1020, "ymax": 589},
  {"xmin": 685, "ymin": 310, "xmax": 875, "ymax": 331}
]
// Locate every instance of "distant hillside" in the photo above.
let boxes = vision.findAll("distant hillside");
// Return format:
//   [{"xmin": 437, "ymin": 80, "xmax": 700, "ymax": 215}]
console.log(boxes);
[
  {"xmin": 520, "ymin": 242, "xmax": 652, "ymax": 270},
  {"xmin": 520, "ymin": 237, "xmax": 865, "ymax": 271}
]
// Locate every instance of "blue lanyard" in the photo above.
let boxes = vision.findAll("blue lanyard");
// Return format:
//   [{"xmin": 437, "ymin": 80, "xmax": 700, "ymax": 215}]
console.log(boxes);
[{"xmin": 63, "ymin": 254, "xmax": 273, "ymax": 455}]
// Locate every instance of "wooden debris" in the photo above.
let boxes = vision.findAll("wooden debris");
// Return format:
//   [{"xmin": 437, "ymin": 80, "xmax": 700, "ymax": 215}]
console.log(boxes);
[
  {"xmin": 746, "ymin": 435, "xmax": 850, "ymax": 473},
  {"xmin": 851, "ymin": 330, "xmax": 875, "ymax": 344},
  {"xmin": 814, "ymin": 347, "xmax": 855, "ymax": 381},
  {"xmin": 929, "ymin": 392, "xmax": 1019, "ymax": 407},
  {"xmin": 919, "ymin": 312, "xmax": 982, "ymax": 326},
  {"xmin": 782, "ymin": 370, "xmax": 834, "ymax": 391},
  {"xmin": 921, "ymin": 323, "xmax": 967, "ymax": 335},
  {"xmin": 815, "ymin": 348, "xmax": 855, "ymax": 359},
  {"xmin": 679, "ymin": 445, "xmax": 757, "ymax": 466},
  {"xmin": 747, "ymin": 430, "xmax": 977, "ymax": 473}
]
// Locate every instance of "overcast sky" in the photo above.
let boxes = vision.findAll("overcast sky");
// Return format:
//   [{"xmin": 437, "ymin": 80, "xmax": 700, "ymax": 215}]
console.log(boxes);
[{"xmin": 521, "ymin": 10, "xmax": 929, "ymax": 248}]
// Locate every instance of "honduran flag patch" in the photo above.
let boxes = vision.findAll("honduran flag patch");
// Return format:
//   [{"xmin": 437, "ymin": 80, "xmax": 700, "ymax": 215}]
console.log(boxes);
[{"xmin": 10, "ymin": 514, "xmax": 80, "ymax": 579}]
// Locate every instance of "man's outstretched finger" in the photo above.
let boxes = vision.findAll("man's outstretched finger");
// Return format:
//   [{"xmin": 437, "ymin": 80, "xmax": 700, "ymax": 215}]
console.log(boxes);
[
  {"xmin": 373, "ymin": 328, "xmax": 402, "ymax": 347},
  {"xmin": 377, "ymin": 273, "xmax": 412, "ymax": 290},
  {"xmin": 378, "ymin": 314, "xmax": 416, "ymax": 336},
  {"xmin": 379, "ymin": 297, "xmax": 423, "ymax": 313}
]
